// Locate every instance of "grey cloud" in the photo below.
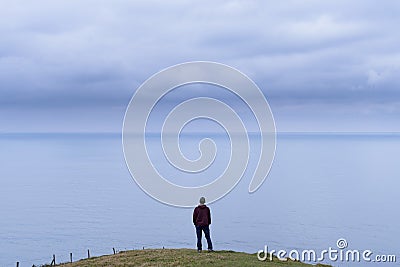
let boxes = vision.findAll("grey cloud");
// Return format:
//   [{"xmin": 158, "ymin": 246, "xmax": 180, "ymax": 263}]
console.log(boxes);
[{"xmin": 0, "ymin": 0, "xmax": 399, "ymax": 132}]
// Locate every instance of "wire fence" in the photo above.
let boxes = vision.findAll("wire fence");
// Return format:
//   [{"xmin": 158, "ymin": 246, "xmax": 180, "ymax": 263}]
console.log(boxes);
[{"xmin": 13, "ymin": 246, "xmax": 167, "ymax": 267}]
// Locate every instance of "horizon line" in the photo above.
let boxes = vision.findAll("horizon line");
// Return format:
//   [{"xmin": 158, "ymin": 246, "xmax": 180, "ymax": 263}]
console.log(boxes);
[{"xmin": 1, "ymin": 131, "xmax": 400, "ymax": 135}]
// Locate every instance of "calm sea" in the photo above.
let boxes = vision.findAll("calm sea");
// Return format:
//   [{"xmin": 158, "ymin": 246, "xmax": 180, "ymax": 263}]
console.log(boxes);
[{"xmin": 0, "ymin": 133, "xmax": 399, "ymax": 266}]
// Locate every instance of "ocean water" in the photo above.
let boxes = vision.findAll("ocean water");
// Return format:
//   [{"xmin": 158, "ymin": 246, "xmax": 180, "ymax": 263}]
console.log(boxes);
[{"xmin": 0, "ymin": 133, "xmax": 399, "ymax": 266}]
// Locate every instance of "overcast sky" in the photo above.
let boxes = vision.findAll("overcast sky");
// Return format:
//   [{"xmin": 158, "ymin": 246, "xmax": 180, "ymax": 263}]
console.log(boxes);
[{"xmin": 1, "ymin": 0, "xmax": 400, "ymax": 133}]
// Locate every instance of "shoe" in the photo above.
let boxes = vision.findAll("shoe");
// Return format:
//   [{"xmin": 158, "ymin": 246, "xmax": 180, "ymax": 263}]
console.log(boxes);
[
  {"xmin": 197, "ymin": 249, "xmax": 202, "ymax": 253},
  {"xmin": 208, "ymin": 249, "xmax": 214, "ymax": 252}
]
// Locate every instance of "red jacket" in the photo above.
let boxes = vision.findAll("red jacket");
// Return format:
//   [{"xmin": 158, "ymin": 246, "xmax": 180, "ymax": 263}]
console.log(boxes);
[{"xmin": 193, "ymin": 205, "xmax": 211, "ymax": 226}]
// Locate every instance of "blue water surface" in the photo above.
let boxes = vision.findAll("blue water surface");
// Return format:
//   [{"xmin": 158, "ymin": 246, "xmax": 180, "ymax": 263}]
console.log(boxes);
[{"xmin": 0, "ymin": 133, "xmax": 399, "ymax": 266}]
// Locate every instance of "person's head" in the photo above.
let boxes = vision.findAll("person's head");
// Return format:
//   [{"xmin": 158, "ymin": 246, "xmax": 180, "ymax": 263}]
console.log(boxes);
[{"xmin": 199, "ymin": 196, "xmax": 206, "ymax": 205}]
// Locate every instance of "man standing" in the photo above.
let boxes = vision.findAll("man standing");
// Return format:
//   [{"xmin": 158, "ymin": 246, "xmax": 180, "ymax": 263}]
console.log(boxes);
[{"xmin": 193, "ymin": 196, "xmax": 213, "ymax": 252}]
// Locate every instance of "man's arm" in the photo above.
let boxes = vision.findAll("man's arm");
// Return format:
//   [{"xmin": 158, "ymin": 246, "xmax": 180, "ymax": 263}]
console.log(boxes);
[
  {"xmin": 208, "ymin": 207, "xmax": 211, "ymax": 225},
  {"xmin": 193, "ymin": 208, "xmax": 198, "ymax": 225}
]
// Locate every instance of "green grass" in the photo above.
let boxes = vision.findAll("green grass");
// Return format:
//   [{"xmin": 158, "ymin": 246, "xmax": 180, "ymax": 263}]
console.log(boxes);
[{"xmin": 55, "ymin": 248, "xmax": 332, "ymax": 267}]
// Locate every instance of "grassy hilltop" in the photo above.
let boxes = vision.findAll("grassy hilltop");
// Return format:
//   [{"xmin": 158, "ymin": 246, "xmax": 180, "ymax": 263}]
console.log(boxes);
[{"xmin": 55, "ymin": 248, "xmax": 332, "ymax": 267}]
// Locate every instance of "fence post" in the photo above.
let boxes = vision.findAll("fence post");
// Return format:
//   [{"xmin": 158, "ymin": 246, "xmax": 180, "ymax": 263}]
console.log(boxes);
[
  {"xmin": 16, "ymin": 262, "xmax": 19, "ymax": 267},
  {"xmin": 113, "ymin": 248, "xmax": 116, "ymax": 254},
  {"xmin": 70, "ymin": 252, "xmax": 73, "ymax": 262},
  {"xmin": 87, "ymin": 249, "xmax": 90, "ymax": 258}
]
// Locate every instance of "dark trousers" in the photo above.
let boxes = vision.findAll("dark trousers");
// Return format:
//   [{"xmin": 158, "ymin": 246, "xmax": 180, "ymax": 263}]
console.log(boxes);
[{"xmin": 196, "ymin": 225, "xmax": 213, "ymax": 250}]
